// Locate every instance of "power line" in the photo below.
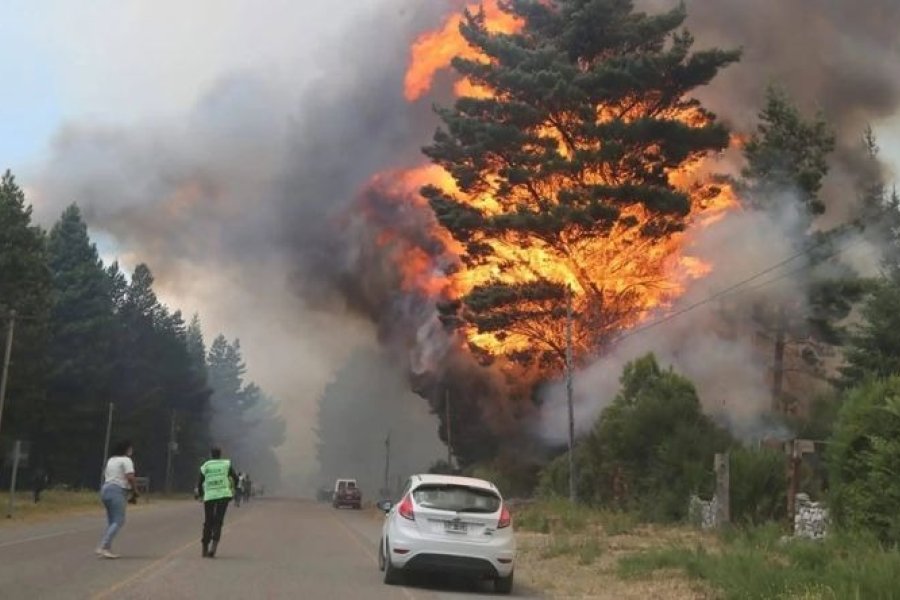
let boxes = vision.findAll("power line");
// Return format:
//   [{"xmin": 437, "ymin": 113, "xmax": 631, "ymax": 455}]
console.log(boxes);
[{"xmin": 612, "ymin": 235, "xmax": 872, "ymax": 345}]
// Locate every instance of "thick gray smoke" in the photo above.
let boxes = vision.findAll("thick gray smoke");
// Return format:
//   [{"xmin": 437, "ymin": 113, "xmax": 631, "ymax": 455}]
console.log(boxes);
[
  {"xmin": 641, "ymin": 0, "xmax": 900, "ymax": 220},
  {"xmin": 313, "ymin": 346, "xmax": 446, "ymax": 498},
  {"xmin": 28, "ymin": 0, "xmax": 456, "ymax": 490},
  {"xmin": 539, "ymin": 199, "xmax": 880, "ymax": 444}
]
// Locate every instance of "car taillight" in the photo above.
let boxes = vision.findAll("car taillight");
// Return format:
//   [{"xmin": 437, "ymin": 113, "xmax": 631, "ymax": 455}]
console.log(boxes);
[
  {"xmin": 498, "ymin": 504, "xmax": 511, "ymax": 529},
  {"xmin": 398, "ymin": 495, "xmax": 415, "ymax": 521}
]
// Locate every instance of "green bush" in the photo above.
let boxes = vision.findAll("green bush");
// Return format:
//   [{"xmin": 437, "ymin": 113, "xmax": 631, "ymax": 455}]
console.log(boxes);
[
  {"xmin": 538, "ymin": 354, "xmax": 733, "ymax": 521},
  {"xmin": 730, "ymin": 446, "xmax": 787, "ymax": 525},
  {"xmin": 828, "ymin": 376, "xmax": 900, "ymax": 544}
]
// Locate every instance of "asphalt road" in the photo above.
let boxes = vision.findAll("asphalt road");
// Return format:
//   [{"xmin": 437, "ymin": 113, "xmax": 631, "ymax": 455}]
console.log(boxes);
[{"xmin": 0, "ymin": 498, "xmax": 538, "ymax": 600}]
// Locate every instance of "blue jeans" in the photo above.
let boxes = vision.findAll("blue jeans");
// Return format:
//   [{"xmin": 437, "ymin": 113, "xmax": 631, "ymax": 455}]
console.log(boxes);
[{"xmin": 99, "ymin": 483, "xmax": 127, "ymax": 550}]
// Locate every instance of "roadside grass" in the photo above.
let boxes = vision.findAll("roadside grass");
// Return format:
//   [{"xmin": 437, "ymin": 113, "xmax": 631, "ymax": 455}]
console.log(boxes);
[
  {"xmin": 619, "ymin": 524, "xmax": 900, "ymax": 600},
  {"xmin": 0, "ymin": 489, "xmax": 188, "ymax": 524},
  {"xmin": 539, "ymin": 533, "xmax": 606, "ymax": 565},
  {"xmin": 515, "ymin": 499, "xmax": 712, "ymax": 598},
  {"xmin": 0, "ymin": 489, "xmax": 98, "ymax": 523},
  {"xmin": 516, "ymin": 498, "xmax": 638, "ymax": 536}
]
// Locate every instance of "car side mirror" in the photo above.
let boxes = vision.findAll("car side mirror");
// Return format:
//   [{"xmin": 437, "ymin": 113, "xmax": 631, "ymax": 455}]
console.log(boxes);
[{"xmin": 378, "ymin": 500, "xmax": 393, "ymax": 513}]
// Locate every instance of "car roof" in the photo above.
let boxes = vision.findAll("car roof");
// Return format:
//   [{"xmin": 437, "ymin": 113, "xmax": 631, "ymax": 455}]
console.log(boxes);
[{"xmin": 409, "ymin": 474, "xmax": 500, "ymax": 493}]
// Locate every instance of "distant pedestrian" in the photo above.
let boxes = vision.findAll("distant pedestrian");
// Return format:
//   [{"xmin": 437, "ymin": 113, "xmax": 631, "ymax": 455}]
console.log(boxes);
[
  {"xmin": 242, "ymin": 474, "xmax": 252, "ymax": 504},
  {"xmin": 31, "ymin": 466, "xmax": 48, "ymax": 503},
  {"xmin": 96, "ymin": 440, "xmax": 137, "ymax": 559},
  {"xmin": 235, "ymin": 472, "xmax": 245, "ymax": 507},
  {"xmin": 197, "ymin": 447, "xmax": 238, "ymax": 558}
]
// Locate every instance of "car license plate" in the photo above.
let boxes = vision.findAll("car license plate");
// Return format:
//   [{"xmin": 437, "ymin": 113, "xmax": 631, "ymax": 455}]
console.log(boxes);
[{"xmin": 445, "ymin": 520, "xmax": 467, "ymax": 534}]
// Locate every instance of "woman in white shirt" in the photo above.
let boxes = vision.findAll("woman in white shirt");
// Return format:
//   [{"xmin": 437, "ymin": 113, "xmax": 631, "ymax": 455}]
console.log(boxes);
[{"xmin": 96, "ymin": 440, "xmax": 136, "ymax": 558}]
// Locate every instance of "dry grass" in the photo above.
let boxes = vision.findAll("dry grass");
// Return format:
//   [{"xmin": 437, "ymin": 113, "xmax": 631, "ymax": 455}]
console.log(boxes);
[
  {"xmin": 0, "ymin": 489, "xmax": 177, "ymax": 524},
  {"xmin": 515, "ymin": 503, "xmax": 718, "ymax": 599},
  {"xmin": 0, "ymin": 489, "xmax": 99, "ymax": 523}
]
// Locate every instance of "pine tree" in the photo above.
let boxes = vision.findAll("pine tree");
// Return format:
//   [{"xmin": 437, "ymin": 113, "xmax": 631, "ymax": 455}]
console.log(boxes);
[
  {"xmin": 0, "ymin": 170, "xmax": 52, "ymax": 449},
  {"xmin": 840, "ymin": 281, "xmax": 900, "ymax": 387},
  {"xmin": 742, "ymin": 87, "xmax": 835, "ymax": 218},
  {"xmin": 423, "ymin": 0, "xmax": 740, "ymax": 369},
  {"xmin": 740, "ymin": 89, "xmax": 847, "ymax": 413},
  {"xmin": 43, "ymin": 204, "xmax": 116, "ymax": 484}
]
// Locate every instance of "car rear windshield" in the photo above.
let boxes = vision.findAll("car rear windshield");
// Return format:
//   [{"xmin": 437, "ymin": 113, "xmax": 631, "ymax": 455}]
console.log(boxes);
[{"xmin": 412, "ymin": 484, "xmax": 500, "ymax": 514}]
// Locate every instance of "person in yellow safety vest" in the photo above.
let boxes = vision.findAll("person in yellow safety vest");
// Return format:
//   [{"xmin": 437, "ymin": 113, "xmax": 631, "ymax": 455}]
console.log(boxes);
[{"xmin": 196, "ymin": 447, "xmax": 239, "ymax": 558}]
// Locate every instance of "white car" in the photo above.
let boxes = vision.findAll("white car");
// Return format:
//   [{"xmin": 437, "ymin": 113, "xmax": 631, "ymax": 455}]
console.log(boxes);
[{"xmin": 377, "ymin": 474, "xmax": 516, "ymax": 594}]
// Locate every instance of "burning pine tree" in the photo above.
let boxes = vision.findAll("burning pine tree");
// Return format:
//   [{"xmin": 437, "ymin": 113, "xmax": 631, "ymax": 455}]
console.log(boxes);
[{"xmin": 412, "ymin": 0, "xmax": 740, "ymax": 372}]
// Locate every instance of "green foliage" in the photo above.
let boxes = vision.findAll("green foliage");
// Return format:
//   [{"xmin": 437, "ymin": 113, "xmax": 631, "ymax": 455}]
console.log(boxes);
[
  {"xmin": 0, "ymin": 170, "xmax": 52, "ymax": 446},
  {"xmin": 840, "ymin": 280, "xmax": 900, "ymax": 387},
  {"xmin": 729, "ymin": 447, "xmax": 787, "ymax": 525},
  {"xmin": 42, "ymin": 204, "xmax": 116, "ymax": 483},
  {"xmin": 539, "ymin": 354, "xmax": 733, "ymax": 521},
  {"xmin": 619, "ymin": 526, "xmax": 900, "ymax": 600},
  {"xmin": 739, "ymin": 89, "xmax": 869, "ymax": 411},
  {"xmin": 425, "ymin": 0, "xmax": 739, "ymax": 369},
  {"xmin": 827, "ymin": 377, "xmax": 900, "ymax": 544},
  {"xmin": 742, "ymin": 87, "xmax": 835, "ymax": 217}
]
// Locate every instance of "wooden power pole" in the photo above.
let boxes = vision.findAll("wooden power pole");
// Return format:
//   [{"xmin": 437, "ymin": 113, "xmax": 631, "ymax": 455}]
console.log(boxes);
[
  {"xmin": 566, "ymin": 288, "xmax": 576, "ymax": 504},
  {"xmin": 445, "ymin": 388, "xmax": 453, "ymax": 470},
  {"xmin": 0, "ymin": 310, "xmax": 16, "ymax": 439}
]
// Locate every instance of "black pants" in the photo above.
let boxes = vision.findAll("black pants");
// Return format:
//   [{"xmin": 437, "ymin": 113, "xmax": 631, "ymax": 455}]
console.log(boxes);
[{"xmin": 202, "ymin": 498, "xmax": 230, "ymax": 545}]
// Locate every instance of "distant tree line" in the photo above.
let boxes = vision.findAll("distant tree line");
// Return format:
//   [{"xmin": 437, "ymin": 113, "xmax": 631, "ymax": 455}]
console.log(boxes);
[{"xmin": 0, "ymin": 171, "xmax": 284, "ymax": 491}]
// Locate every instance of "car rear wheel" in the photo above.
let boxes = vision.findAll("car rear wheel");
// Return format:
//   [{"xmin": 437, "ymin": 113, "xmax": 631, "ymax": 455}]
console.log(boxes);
[
  {"xmin": 494, "ymin": 571, "xmax": 514, "ymax": 594},
  {"xmin": 381, "ymin": 540, "xmax": 403, "ymax": 585}
]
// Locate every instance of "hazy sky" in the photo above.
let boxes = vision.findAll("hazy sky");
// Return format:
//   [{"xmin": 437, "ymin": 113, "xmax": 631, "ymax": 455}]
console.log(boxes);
[{"xmin": 0, "ymin": 0, "xmax": 401, "ymax": 168}]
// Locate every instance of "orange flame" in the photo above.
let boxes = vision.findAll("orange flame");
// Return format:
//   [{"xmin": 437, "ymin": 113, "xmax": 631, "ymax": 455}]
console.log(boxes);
[
  {"xmin": 405, "ymin": 0, "xmax": 522, "ymax": 102},
  {"xmin": 381, "ymin": 1, "xmax": 740, "ymax": 368}
]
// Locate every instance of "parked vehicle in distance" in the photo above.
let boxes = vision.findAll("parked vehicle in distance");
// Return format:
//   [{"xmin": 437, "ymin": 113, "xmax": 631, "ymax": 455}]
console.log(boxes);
[
  {"xmin": 377, "ymin": 474, "xmax": 515, "ymax": 594},
  {"xmin": 333, "ymin": 478, "xmax": 362, "ymax": 509}
]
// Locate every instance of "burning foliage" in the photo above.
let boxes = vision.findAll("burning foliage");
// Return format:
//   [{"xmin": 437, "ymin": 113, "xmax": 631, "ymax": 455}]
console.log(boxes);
[{"xmin": 376, "ymin": 0, "xmax": 740, "ymax": 379}]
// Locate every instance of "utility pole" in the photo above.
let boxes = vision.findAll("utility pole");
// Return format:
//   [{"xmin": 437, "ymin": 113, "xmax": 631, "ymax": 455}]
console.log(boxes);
[
  {"xmin": 165, "ymin": 410, "xmax": 177, "ymax": 494},
  {"xmin": 445, "ymin": 388, "xmax": 453, "ymax": 470},
  {"xmin": 565, "ymin": 288, "xmax": 576, "ymax": 504},
  {"xmin": 714, "ymin": 453, "xmax": 731, "ymax": 527},
  {"xmin": 0, "ymin": 310, "xmax": 17, "ymax": 439},
  {"xmin": 383, "ymin": 431, "xmax": 391, "ymax": 498},
  {"xmin": 101, "ymin": 403, "xmax": 114, "ymax": 486},
  {"xmin": 6, "ymin": 440, "xmax": 21, "ymax": 518}
]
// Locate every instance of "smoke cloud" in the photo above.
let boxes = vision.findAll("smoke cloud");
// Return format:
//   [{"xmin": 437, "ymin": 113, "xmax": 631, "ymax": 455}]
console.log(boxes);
[
  {"xmin": 539, "ymin": 199, "xmax": 878, "ymax": 444},
  {"xmin": 27, "ymin": 0, "xmax": 457, "ymax": 490}
]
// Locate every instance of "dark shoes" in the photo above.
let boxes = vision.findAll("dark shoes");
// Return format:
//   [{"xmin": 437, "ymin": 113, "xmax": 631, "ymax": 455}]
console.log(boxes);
[{"xmin": 201, "ymin": 540, "xmax": 219, "ymax": 558}]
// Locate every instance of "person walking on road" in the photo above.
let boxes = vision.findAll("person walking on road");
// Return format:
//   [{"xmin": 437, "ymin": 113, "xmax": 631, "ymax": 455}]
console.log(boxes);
[
  {"xmin": 197, "ymin": 446, "xmax": 238, "ymax": 558},
  {"xmin": 31, "ymin": 466, "xmax": 49, "ymax": 503},
  {"xmin": 234, "ymin": 472, "xmax": 245, "ymax": 508},
  {"xmin": 242, "ymin": 474, "xmax": 252, "ymax": 504},
  {"xmin": 96, "ymin": 440, "xmax": 137, "ymax": 559}
]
